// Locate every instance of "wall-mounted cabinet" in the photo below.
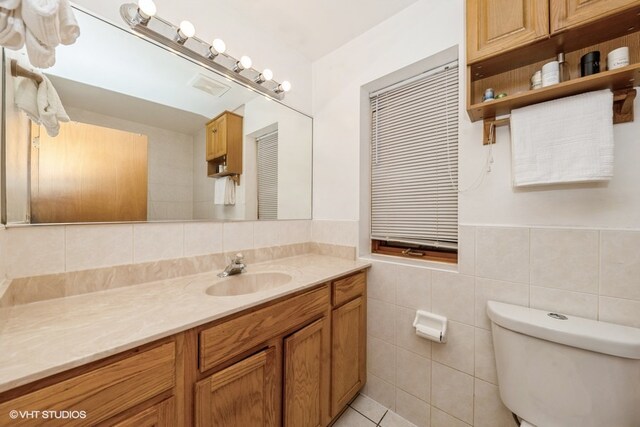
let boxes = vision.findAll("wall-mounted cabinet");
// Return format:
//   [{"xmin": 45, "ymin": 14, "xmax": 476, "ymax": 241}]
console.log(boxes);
[
  {"xmin": 467, "ymin": 0, "xmax": 550, "ymax": 63},
  {"xmin": 206, "ymin": 111, "xmax": 243, "ymax": 178},
  {"xmin": 466, "ymin": 0, "xmax": 640, "ymax": 123},
  {"xmin": 550, "ymin": 0, "xmax": 640, "ymax": 32}
]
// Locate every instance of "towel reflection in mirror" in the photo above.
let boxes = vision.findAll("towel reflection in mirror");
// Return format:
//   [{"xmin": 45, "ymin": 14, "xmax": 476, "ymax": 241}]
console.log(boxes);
[{"xmin": 0, "ymin": 0, "xmax": 80, "ymax": 68}]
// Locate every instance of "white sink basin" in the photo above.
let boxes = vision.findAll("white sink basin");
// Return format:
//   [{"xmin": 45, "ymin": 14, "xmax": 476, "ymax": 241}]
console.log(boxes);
[{"xmin": 205, "ymin": 272, "xmax": 293, "ymax": 297}]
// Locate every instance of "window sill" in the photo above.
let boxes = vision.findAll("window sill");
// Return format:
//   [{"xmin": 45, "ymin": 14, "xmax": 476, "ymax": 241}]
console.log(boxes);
[{"xmin": 358, "ymin": 253, "xmax": 458, "ymax": 273}]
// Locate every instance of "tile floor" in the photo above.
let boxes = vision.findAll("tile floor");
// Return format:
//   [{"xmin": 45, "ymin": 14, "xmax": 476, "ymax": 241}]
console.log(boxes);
[{"xmin": 334, "ymin": 394, "xmax": 416, "ymax": 427}]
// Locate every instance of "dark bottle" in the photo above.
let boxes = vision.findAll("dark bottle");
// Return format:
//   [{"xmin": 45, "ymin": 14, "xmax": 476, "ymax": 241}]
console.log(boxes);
[{"xmin": 580, "ymin": 51, "xmax": 600, "ymax": 77}]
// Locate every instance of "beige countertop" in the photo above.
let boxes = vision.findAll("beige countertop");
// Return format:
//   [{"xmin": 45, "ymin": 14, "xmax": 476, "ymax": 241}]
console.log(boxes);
[{"xmin": 0, "ymin": 254, "xmax": 370, "ymax": 394}]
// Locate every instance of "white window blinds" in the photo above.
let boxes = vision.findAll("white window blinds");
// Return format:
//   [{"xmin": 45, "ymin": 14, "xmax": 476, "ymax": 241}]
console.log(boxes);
[
  {"xmin": 370, "ymin": 62, "xmax": 459, "ymax": 250},
  {"xmin": 257, "ymin": 131, "xmax": 278, "ymax": 220}
]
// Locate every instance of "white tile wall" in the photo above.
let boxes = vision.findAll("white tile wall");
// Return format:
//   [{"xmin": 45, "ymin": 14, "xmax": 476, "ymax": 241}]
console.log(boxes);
[
  {"xmin": 66, "ymin": 225, "xmax": 134, "ymax": 271},
  {"xmin": 4, "ymin": 220, "xmax": 312, "ymax": 278},
  {"xmin": 361, "ymin": 224, "xmax": 640, "ymax": 427},
  {"xmin": 0, "ymin": 227, "xmax": 7, "ymax": 282}
]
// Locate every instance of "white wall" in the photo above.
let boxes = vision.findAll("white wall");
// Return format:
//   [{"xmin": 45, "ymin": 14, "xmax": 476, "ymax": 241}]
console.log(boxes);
[
  {"xmin": 313, "ymin": 0, "xmax": 640, "ymax": 230},
  {"xmin": 66, "ymin": 108, "xmax": 195, "ymax": 221},
  {"xmin": 72, "ymin": 0, "xmax": 312, "ymax": 115},
  {"xmin": 244, "ymin": 97, "xmax": 313, "ymax": 220}
]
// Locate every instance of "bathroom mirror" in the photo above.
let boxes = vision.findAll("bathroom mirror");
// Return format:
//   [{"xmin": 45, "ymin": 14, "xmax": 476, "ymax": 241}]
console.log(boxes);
[{"xmin": 1, "ymin": 6, "xmax": 312, "ymax": 224}]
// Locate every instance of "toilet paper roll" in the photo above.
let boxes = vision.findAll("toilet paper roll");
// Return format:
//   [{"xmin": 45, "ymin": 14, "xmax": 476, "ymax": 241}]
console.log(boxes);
[{"xmin": 415, "ymin": 325, "xmax": 444, "ymax": 343}]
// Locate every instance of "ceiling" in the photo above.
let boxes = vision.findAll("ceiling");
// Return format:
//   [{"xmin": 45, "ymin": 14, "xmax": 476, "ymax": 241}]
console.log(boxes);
[{"xmin": 218, "ymin": 0, "xmax": 420, "ymax": 60}]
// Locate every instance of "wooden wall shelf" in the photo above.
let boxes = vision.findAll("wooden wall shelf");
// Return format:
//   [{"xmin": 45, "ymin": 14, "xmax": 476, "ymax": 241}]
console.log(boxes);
[{"xmin": 467, "ymin": 63, "xmax": 640, "ymax": 122}]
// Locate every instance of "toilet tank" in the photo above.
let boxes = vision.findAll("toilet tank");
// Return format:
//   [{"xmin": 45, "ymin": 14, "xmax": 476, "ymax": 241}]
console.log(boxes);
[{"xmin": 487, "ymin": 301, "xmax": 640, "ymax": 427}]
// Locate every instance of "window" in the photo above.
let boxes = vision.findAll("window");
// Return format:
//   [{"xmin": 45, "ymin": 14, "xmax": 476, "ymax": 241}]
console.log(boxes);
[
  {"xmin": 370, "ymin": 62, "xmax": 459, "ymax": 263},
  {"xmin": 257, "ymin": 130, "xmax": 278, "ymax": 220}
]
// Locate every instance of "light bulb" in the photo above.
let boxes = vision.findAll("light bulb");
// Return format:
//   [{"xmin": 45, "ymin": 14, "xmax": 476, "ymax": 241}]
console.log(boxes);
[
  {"xmin": 240, "ymin": 55, "xmax": 252, "ymax": 69},
  {"xmin": 262, "ymin": 69, "xmax": 273, "ymax": 81},
  {"xmin": 138, "ymin": 0, "xmax": 156, "ymax": 17},
  {"xmin": 280, "ymin": 81, "xmax": 292, "ymax": 92},
  {"xmin": 179, "ymin": 20, "xmax": 195, "ymax": 38},
  {"xmin": 211, "ymin": 38, "xmax": 226, "ymax": 54}
]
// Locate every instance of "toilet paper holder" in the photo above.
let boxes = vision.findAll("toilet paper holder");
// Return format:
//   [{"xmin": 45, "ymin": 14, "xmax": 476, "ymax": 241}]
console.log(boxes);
[{"xmin": 413, "ymin": 310, "xmax": 448, "ymax": 343}]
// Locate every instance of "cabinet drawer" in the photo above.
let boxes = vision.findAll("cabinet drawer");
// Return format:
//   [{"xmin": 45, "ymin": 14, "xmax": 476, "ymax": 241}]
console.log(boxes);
[
  {"xmin": 200, "ymin": 285, "xmax": 330, "ymax": 372},
  {"xmin": 332, "ymin": 272, "xmax": 365, "ymax": 307},
  {"xmin": 0, "ymin": 343, "xmax": 175, "ymax": 426}
]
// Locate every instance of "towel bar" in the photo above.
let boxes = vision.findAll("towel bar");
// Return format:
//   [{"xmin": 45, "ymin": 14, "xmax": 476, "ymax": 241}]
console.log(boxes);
[
  {"xmin": 9, "ymin": 59, "xmax": 43, "ymax": 84},
  {"xmin": 482, "ymin": 89, "xmax": 637, "ymax": 145}
]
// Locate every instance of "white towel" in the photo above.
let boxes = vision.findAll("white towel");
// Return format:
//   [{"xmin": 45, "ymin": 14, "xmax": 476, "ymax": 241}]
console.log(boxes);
[
  {"xmin": 14, "ymin": 76, "xmax": 39, "ymax": 122},
  {"xmin": 214, "ymin": 177, "xmax": 226, "ymax": 205},
  {"xmin": 0, "ymin": 0, "xmax": 20, "ymax": 10},
  {"xmin": 510, "ymin": 89, "xmax": 614, "ymax": 187},
  {"xmin": 224, "ymin": 177, "xmax": 236, "ymax": 205},
  {"xmin": 21, "ymin": 0, "xmax": 60, "ymax": 47},
  {"xmin": 0, "ymin": 7, "xmax": 25, "ymax": 49},
  {"xmin": 36, "ymin": 73, "xmax": 68, "ymax": 136},
  {"xmin": 25, "ymin": 28, "xmax": 54, "ymax": 67},
  {"xmin": 57, "ymin": 0, "xmax": 77, "ymax": 45}
]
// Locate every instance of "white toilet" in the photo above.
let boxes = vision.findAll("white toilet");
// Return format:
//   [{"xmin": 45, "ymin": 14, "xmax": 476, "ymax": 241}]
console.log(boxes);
[{"xmin": 487, "ymin": 301, "xmax": 640, "ymax": 427}]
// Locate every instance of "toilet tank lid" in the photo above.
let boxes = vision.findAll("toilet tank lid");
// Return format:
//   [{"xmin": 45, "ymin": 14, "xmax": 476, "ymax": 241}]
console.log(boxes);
[{"xmin": 487, "ymin": 301, "xmax": 640, "ymax": 359}]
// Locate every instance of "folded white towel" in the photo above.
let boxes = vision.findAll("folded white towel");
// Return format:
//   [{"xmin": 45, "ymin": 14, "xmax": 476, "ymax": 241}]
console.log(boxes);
[
  {"xmin": 21, "ymin": 0, "xmax": 60, "ymax": 47},
  {"xmin": 37, "ymin": 73, "xmax": 69, "ymax": 136},
  {"xmin": 224, "ymin": 177, "xmax": 236, "ymax": 205},
  {"xmin": 0, "ymin": 7, "xmax": 25, "ymax": 49},
  {"xmin": 14, "ymin": 76, "xmax": 39, "ymax": 122},
  {"xmin": 57, "ymin": 0, "xmax": 77, "ymax": 45},
  {"xmin": 214, "ymin": 177, "xmax": 226, "ymax": 205},
  {"xmin": 0, "ymin": 0, "xmax": 20, "ymax": 10},
  {"xmin": 511, "ymin": 89, "xmax": 614, "ymax": 187},
  {"xmin": 25, "ymin": 28, "xmax": 54, "ymax": 67}
]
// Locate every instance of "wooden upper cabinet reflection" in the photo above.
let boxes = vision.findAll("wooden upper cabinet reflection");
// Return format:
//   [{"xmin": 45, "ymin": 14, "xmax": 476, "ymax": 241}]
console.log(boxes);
[
  {"xmin": 467, "ymin": 0, "xmax": 550, "ymax": 63},
  {"xmin": 550, "ymin": 0, "xmax": 640, "ymax": 32}
]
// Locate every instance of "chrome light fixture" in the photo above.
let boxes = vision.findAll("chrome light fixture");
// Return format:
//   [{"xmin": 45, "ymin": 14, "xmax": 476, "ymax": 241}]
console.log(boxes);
[
  {"xmin": 135, "ymin": 0, "xmax": 156, "ymax": 25},
  {"xmin": 120, "ymin": 2, "xmax": 289, "ymax": 100},
  {"xmin": 255, "ymin": 69, "xmax": 273, "ymax": 84},
  {"xmin": 175, "ymin": 20, "xmax": 195, "ymax": 44}
]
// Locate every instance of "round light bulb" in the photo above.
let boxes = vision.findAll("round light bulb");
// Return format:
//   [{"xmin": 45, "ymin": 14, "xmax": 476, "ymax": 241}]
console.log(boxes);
[
  {"xmin": 138, "ymin": 0, "xmax": 156, "ymax": 17},
  {"xmin": 262, "ymin": 69, "xmax": 273, "ymax": 81},
  {"xmin": 239, "ymin": 55, "xmax": 252, "ymax": 70},
  {"xmin": 211, "ymin": 38, "xmax": 226, "ymax": 54},
  {"xmin": 179, "ymin": 20, "xmax": 195, "ymax": 38},
  {"xmin": 280, "ymin": 80, "xmax": 292, "ymax": 92}
]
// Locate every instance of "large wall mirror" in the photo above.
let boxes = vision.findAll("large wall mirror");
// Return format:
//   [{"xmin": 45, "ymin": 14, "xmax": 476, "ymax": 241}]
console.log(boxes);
[{"xmin": 1, "ymin": 6, "xmax": 312, "ymax": 225}]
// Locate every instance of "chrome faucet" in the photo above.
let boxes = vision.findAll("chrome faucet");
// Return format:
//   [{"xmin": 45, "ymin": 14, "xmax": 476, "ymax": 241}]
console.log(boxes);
[{"xmin": 217, "ymin": 253, "xmax": 246, "ymax": 278}]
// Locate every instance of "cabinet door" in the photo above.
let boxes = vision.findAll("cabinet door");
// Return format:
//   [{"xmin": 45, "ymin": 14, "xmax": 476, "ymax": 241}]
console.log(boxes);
[
  {"xmin": 467, "ymin": 0, "xmax": 549, "ymax": 63},
  {"xmin": 283, "ymin": 318, "xmax": 330, "ymax": 427},
  {"xmin": 112, "ymin": 397, "xmax": 175, "ymax": 427},
  {"xmin": 195, "ymin": 348, "xmax": 277, "ymax": 427},
  {"xmin": 331, "ymin": 296, "xmax": 366, "ymax": 416},
  {"xmin": 212, "ymin": 115, "xmax": 228, "ymax": 159},
  {"xmin": 550, "ymin": 0, "xmax": 640, "ymax": 32},
  {"xmin": 206, "ymin": 122, "xmax": 217, "ymax": 161}
]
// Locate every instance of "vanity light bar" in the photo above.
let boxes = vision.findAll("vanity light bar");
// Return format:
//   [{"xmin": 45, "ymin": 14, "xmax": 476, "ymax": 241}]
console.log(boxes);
[{"xmin": 119, "ymin": 2, "xmax": 290, "ymax": 101}]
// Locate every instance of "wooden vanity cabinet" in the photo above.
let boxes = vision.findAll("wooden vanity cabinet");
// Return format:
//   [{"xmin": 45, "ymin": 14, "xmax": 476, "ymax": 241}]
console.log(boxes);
[
  {"xmin": 112, "ymin": 397, "xmax": 176, "ymax": 427},
  {"xmin": 0, "ymin": 270, "xmax": 368, "ymax": 427},
  {"xmin": 330, "ymin": 272, "xmax": 367, "ymax": 417},
  {"xmin": 195, "ymin": 348, "xmax": 278, "ymax": 427},
  {"xmin": 550, "ymin": 0, "xmax": 640, "ymax": 32},
  {"xmin": 466, "ymin": 0, "xmax": 550, "ymax": 63},
  {"xmin": 205, "ymin": 111, "xmax": 243, "ymax": 177},
  {"xmin": 283, "ymin": 318, "xmax": 331, "ymax": 427}
]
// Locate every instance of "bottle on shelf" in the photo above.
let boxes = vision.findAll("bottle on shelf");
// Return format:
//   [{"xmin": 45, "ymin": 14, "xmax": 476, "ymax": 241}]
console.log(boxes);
[{"xmin": 557, "ymin": 53, "xmax": 570, "ymax": 82}]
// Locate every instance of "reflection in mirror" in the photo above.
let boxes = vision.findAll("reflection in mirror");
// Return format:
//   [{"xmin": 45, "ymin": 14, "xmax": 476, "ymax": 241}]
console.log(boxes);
[{"xmin": 2, "ymin": 7, "xmax": 312, "ymax": 224}]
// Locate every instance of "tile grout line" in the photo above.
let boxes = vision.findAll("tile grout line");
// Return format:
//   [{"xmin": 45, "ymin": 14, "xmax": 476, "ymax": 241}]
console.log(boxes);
[
  {"xmin": 348, "ymin": 403, "xmax": 383, "ymax": 425},
  {"xmin": 376, "ymin": 409, "xmax": 389, "ymax": 426}
]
